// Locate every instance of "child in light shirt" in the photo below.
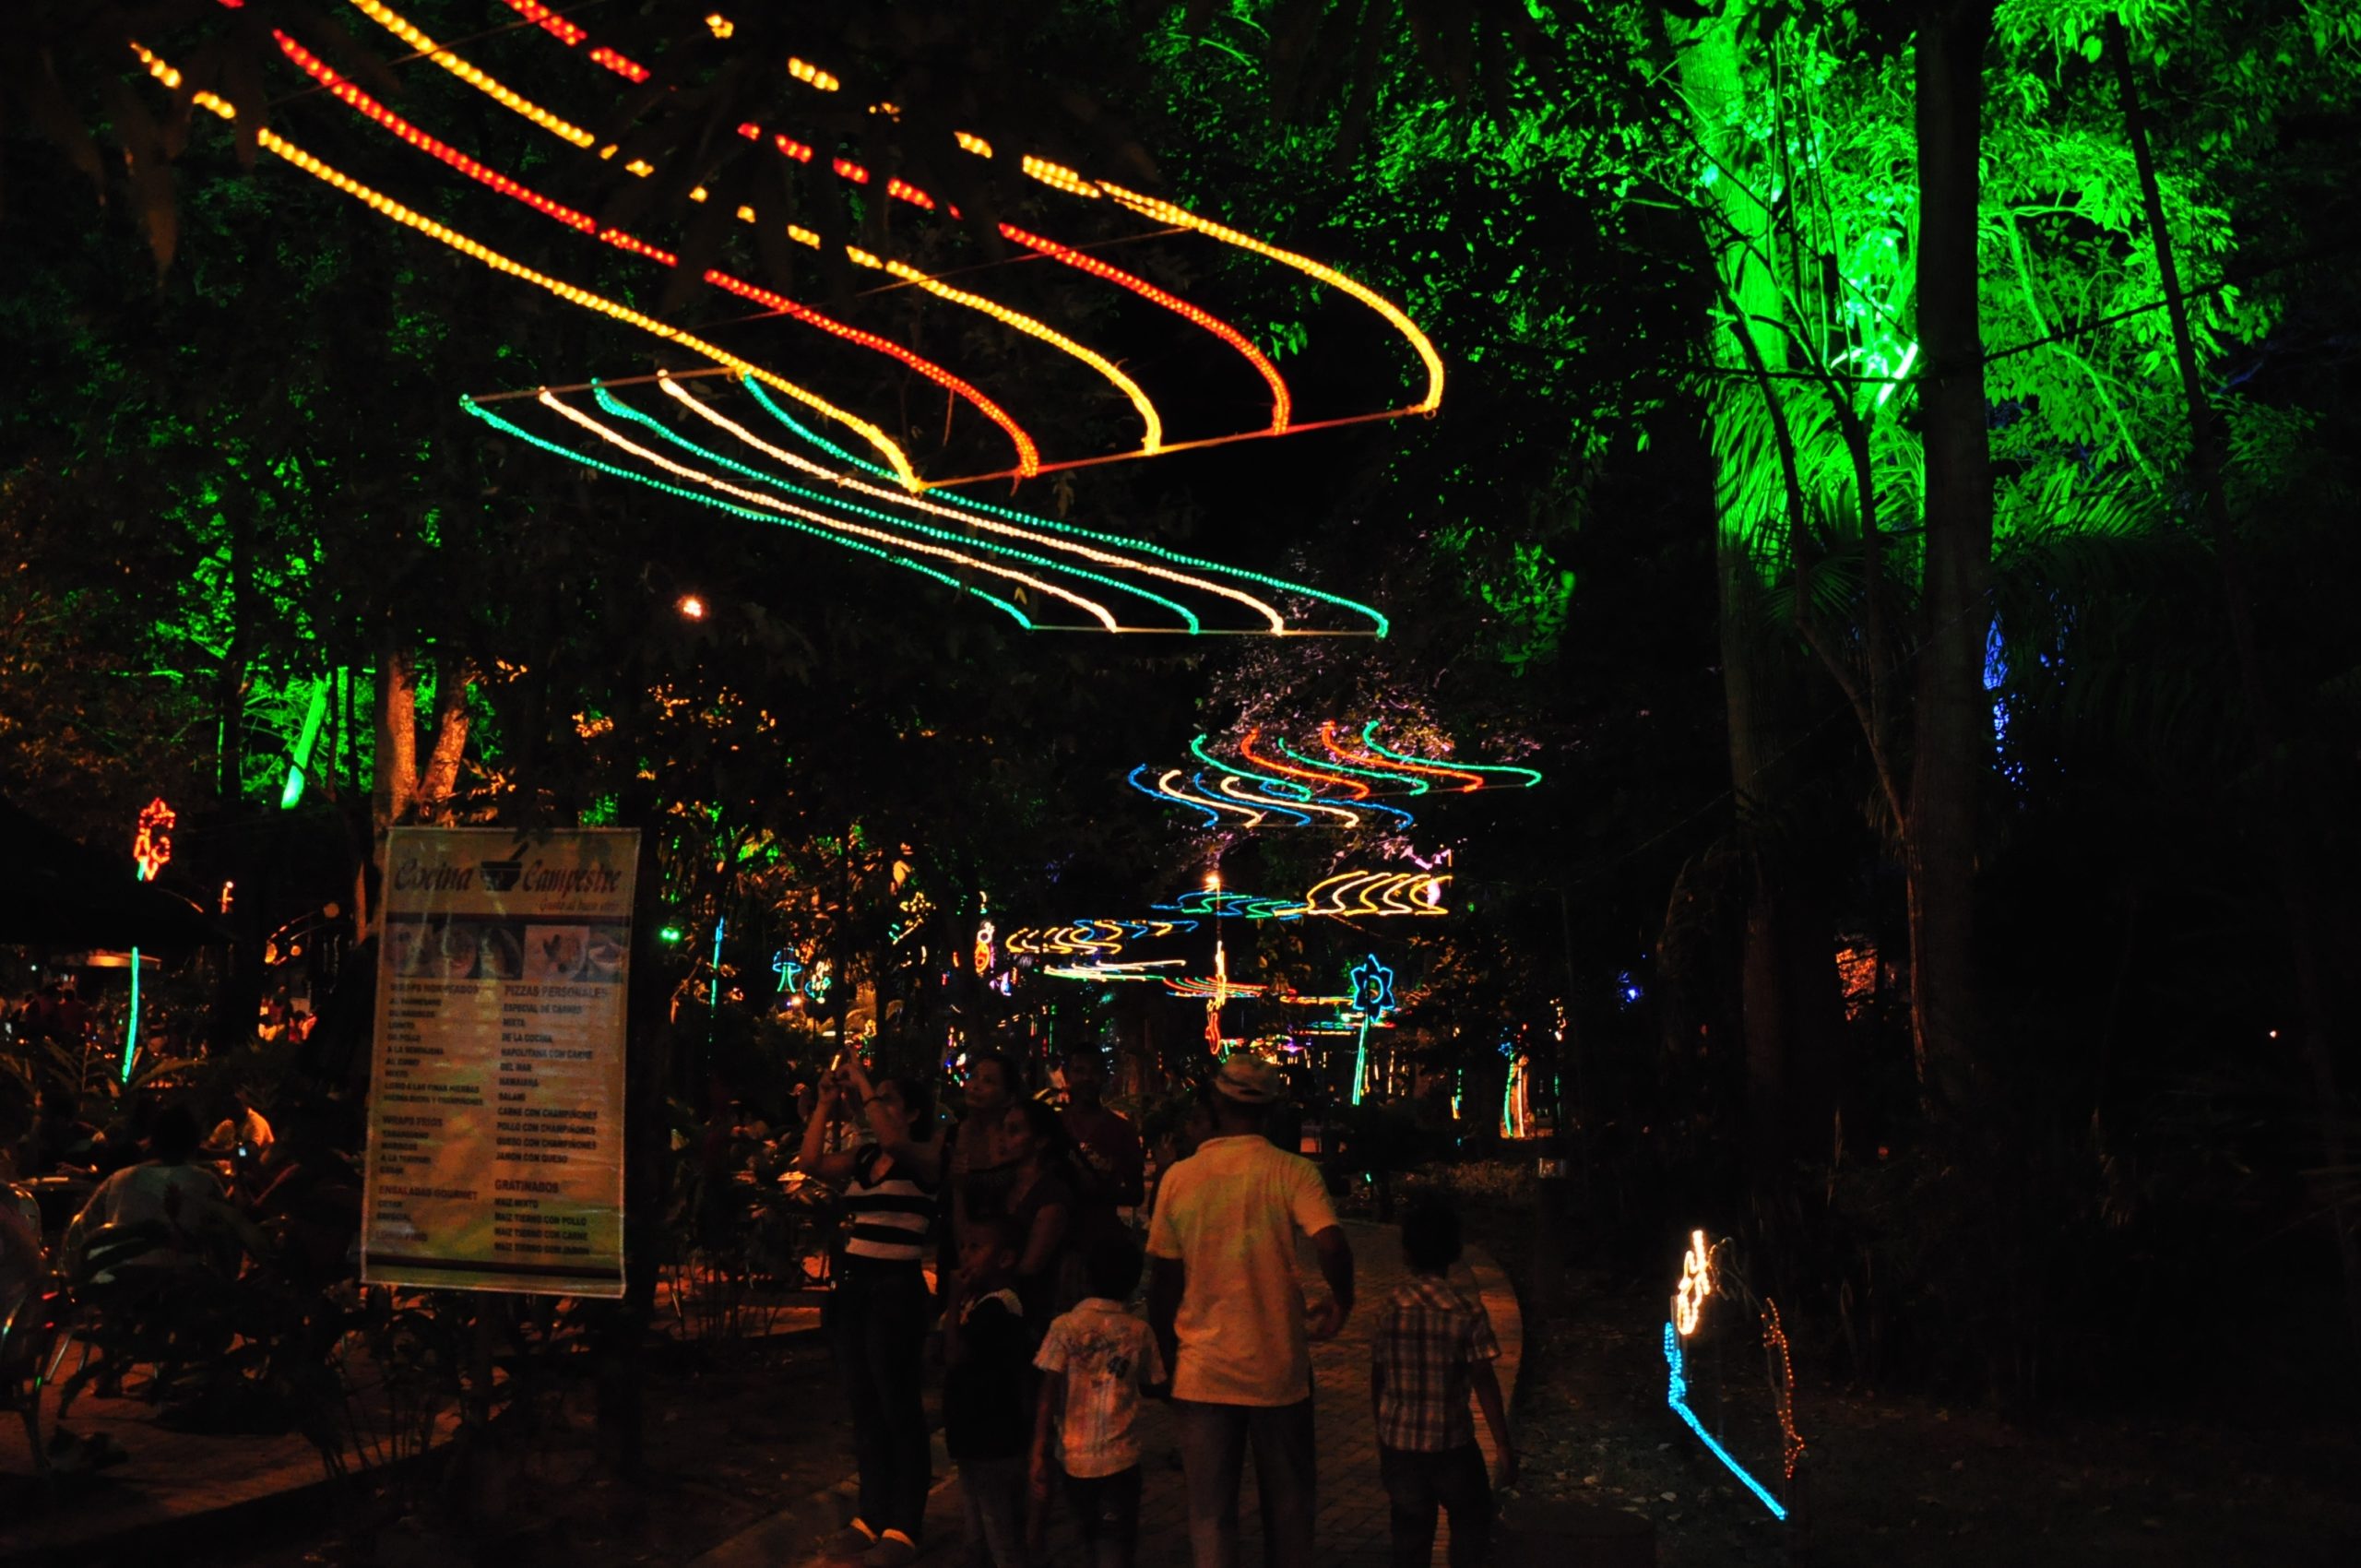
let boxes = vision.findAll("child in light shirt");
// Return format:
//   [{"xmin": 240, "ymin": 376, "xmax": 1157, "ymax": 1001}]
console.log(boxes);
[{"xmin": 1030, "ymin": 1238, "xmax": 1167, "ymax": 1568}]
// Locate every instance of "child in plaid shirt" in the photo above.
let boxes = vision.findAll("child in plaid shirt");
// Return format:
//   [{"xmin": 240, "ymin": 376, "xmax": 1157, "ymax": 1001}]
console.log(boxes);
[{"xmin": 1370, "ymin": 1207, "xmax": 1515, "ymax": 1568}]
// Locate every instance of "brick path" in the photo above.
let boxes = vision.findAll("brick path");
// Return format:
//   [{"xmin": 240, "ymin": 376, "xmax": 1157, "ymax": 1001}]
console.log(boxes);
[{"xmin": 756, "ymin": 1218, "xmax": 1522, "ymax": 1568}]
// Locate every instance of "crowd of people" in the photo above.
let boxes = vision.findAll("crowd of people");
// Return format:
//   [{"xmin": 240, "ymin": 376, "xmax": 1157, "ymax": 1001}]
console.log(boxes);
[{"xmin": 794, "ymin": 1045, "xmax": 1513, "ymax": 1568}]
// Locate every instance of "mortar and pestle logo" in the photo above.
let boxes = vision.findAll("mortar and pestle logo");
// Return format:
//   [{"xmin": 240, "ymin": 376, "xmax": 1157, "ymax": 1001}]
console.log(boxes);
[{"xmin": 478, "ymin": 843, "xmax": 530, "ymax": 893}]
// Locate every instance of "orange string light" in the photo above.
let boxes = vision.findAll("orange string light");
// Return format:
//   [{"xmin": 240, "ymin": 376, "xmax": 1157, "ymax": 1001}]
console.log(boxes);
[
  {"xmin": 1762, "ymin": 1299, "xmax": 1806, "ymax": 1481},
  {"xmin": 1097, "ymin": 183, "xmax": 1443, "ymax": 415},
  {"xmin": 586, "ymin": 45, "xmax": 649, "ymax": 83},
  {"xmin": 497, "ymin": 0, "xmax": 585, "ymax": 46}
]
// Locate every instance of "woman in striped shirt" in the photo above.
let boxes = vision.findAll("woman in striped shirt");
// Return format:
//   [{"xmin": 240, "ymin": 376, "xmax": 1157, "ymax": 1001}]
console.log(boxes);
[{"xmin": 797, "ymin": 1056, "xmax": 944, "ymax": 1565}]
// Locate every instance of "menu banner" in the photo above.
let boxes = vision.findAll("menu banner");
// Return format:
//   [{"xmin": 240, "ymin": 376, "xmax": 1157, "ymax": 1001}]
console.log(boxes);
[{"xmin": 362, "ymin": 826, "xmax": 639, "ymax": 1297}]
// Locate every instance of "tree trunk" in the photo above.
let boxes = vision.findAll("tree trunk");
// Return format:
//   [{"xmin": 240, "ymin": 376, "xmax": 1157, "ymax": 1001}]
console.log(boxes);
[
  {"xmin": 2107, "ymin": 12, "xmax": 2361, "ymax": 1346},
  {"xmin": 417, "ymin": 658, "xmax": 476, "ymax": 821},
  {"xmin": 374, "ymin": 637, "xmax": 419, "ymax": 831},
  {"xmin": 1904, "ymin": 1, "xmax": 1997, "ymax": 1113}
]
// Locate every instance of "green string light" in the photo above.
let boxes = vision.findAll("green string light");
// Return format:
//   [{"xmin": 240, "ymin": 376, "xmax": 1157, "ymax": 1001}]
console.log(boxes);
[
  {"xmin": 457, "ymin": 398, "xmax": 1033, "ymax": 629},
  {"xmin": 1360, "ymin": 721, "xmax": 1544, "ymax": 786},
  {"xmin": 590, "ymin": 386, "xmax": 1202, "ymax": 632},
  {"xmin": 741, "ymin": 378, "xmax": 1393, "ymax": 637}
]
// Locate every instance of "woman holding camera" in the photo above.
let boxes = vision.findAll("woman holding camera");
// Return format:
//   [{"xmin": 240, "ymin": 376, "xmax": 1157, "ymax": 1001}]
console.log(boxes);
[{"xmin": 796, "ymin": 1055, "xmax": 944, "ymax": 1565}]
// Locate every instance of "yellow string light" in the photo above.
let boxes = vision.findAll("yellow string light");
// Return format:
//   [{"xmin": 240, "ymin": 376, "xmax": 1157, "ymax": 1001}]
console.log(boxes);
[
  {"xmin": 1215, "ymin": 775, "xmax": 1361, "ymax": 826},
  {"xmin": 955, "ymin": 131, "xmax": 993, "ymax": 157},
  {"xmin": 659, "ymin": 378, "xmax": 1285, "ymax": 628},
  {"xmin": 1158, "ymin": 769, "xmax": 1264, "ymax": 826},
  {"xmin": 341, "ymin": 0, "xmax": 596, "ymax": 148},
  {"xmin": 787, "ymin": 56, "xmax": 840, "ymax": 90},
  {"xmin": 133, "ymin": 42, "xmax": 920, "ymax": 490},
  {"xmin": 1098, "ymin": 183, "xmax": 1443, "ymax": 414},
  {"xmin": 1020, "ymin": 155, "xmax": 1098, "ymax": 199},
  {"xmin": 1672, "ymin": 1229, "xmax": 1714, "ymax": 1337},
  {"xmin": 850, "ymin": 253, "xmax": 1162, "ymax": 454},
  {"xmin": 706, "ymin": 14, "xmax": 734, "ymax": 40},
  {"xmin": 540, "ymin": 394, "xmax": 1121, "ymax": 629}
]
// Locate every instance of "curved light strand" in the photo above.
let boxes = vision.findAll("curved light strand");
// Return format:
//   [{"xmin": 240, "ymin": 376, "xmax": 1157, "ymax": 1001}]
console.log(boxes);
[
  {"xmin": 592, "ymin": 386, "xmax": 1200, "ymax": 631},
  {"xmin": 1239, "ymin": 728, "xmax": 1369, "ymax": 799},
  {"xmin": 1158, "ymin": 768, "xmax": 1264, "ymax": 826},
  {"xmin": 1096, "ymin": 183, "xmax": 1443, "ymax": 416},
  {"xmin": 130, "ymin": 45, "xmax": 923, "ymax": 491},
  {"xmin": 1276, "ymin": 736, "xmax": 1427, "ymax": 795},
  {"xmin": 1323, "ymin": 721, "xmax": 1484, "ymax": 792},
  {"xmin": 660, "ymin": 379, "xmax": 1288, "ymax": 632},
  {"xmin": 1360, "ymin": 722, "xmax": 1543, "ymax": 788},
  {"xmin": 1191, "ymin": 735, "xmax": 1307, "ymax": 799},
  {"xmin": 1130, "ymin": 765, "xmax": 1217, "ymax": 827},
  {"xmin": 538, "ymin": 394, "xmax": 1121, "ymax": 629},
  {"xmin": 342, "ymin": 0, "xmax": 596, "ymax": 147},
  {"xmin": 998, "ymin": 223, "xmax": 1291, "ymax": 434},
  {"xmin": 1215, "ymin": 774, "xmax": 1358, "ymax": 827},
  {"xmin": 744, "ymin": 388, "xmax": 1392, "ymax": 636},
  {"xmin": 267, "ymin": 30, "xmax": 1033, "ymax": 482},
  {"xmin": 454, "ymin": 397, "xmax": 1030, "ymax": 626}
]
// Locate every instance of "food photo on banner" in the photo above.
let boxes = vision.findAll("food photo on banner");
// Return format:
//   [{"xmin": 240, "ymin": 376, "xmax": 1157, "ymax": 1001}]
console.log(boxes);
[{"xmin": 362, "ymin": 827, "xmax": 638, "ymax": 1298}]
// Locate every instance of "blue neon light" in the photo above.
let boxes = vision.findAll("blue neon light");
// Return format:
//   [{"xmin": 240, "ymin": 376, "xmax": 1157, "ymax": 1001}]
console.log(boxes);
[
  {"xmin": 1663, "ymin": 1322, "xmax": 1788, "ymax": 1521},
  {"xmin": 1130, "ymin": 764, "xmax": 1220, "ymax": 827}
]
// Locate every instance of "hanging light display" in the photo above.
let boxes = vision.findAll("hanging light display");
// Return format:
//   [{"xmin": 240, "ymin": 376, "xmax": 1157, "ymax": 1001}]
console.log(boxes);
[
  {"xmin": 1289, "ymin": 870, "xmax": 1450, "ymax": 918},
  {"xmin": 1132, "ymin": 724, "xmax": 1537, "ymax": 830},
  {"xmin": 123, "ymin": 796, "xmax": 175, "ymax": 1084},
  {"xmin": 1658, "ymin": 1230, "xmax": 1797, "ymax": 1522}
]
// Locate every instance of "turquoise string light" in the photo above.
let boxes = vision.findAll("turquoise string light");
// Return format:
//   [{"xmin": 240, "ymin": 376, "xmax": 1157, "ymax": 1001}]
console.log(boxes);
[
  {"xmin": 1275, "ymin": 736, "xmax": 1429, "ymax": 797},
  {"xmin": 457, "ymin": 398, "xmax": 1033, "ymax": 628},
  {"xmin": 1360, "ymin": 721, "xmax": 1543, "ymax": 787},
  {"xmin": 1131, "ymin": 764, "xmax": 1219, "ymax": 826},
  {"xmin": 742, "ymin": 379, "xmax": 1393, "ymax": 637},
  {"xmin": 594, "ymin": 386, "xmax": 1204, "ymax": 632},
  {"xmin": 1192, "ymin": 734, "xmax": 1310, "ymax": 799},
  {"xmin": 1664, "ymin": 1322, "xmax": 1788, "ymax": 1521}
]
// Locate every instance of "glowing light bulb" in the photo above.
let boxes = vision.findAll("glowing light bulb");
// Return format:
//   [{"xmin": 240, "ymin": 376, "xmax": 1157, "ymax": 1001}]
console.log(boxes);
[
  {"xmin": 705, "ymin": 13, "xmax": 733, "ymax": 39},
  {"xmin": 678, "ymin": 594, "xmax": 706, "ymax": 619}
]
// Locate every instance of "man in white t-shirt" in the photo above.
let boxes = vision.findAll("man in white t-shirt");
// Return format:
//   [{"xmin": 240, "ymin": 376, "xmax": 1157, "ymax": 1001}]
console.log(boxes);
[{"xmin": 1146, "ymin": 1055, "xmax": 1354, "ymax": 1568}]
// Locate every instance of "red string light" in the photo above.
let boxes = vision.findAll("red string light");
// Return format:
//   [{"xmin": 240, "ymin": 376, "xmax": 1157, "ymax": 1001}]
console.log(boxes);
[
  {"xmin": 997, "ymin": 224, "xmax": 1290, "ymax": 434},
  {"xmin": 699, "ymin": 270, "xmax": 1040, "ymax": 476},
  {"xmin": 1238, "ymin": 726, "xmax": 1367, "ymax": 797},
  {"xmin": 587, "ymin": 45, "xmax": 649, "ymax": 83},
  {"xmin": 273, "ymin": 32, "xmax": 597, "ymax": 232},
  {"xmin": 498, "ymin": 0, "xmax": 586, "ymax": 46},
  {"xmin": 279, "ymin": 30, "xmax": 1035, "ymax": 475},
  {"xmin": 1320, "ymin": 721, "xmax": 1486, "ymax": 792},
  {"xmin": 832, "ymin": 157, "xmax": 870, "ymax": 184}
]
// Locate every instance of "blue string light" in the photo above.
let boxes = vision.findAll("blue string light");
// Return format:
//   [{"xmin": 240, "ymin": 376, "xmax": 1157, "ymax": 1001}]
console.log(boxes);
[
  {"xmin": 1130, "ymin": 764, "xmax": 1219, "ymax": 826},
  {"xmin": 457, "ymin": 398, "xmax": 1034, "ymax": 628},
  {"xmin": 1663, "ymin": 1322, "xmax": 1788, "ymax": 1522},
  {"xmin": 1196, "ymin": 770, "xmax": 1310, "ymax": 826}
]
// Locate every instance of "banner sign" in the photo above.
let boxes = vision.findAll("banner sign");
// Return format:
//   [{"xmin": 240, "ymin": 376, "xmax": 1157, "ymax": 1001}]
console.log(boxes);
[{"xmin": 362, "ymin": 827, "xmax": 638, "ymax": 1296}]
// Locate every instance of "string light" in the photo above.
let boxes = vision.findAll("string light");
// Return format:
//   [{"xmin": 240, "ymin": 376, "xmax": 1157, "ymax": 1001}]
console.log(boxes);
[
  {"xmin": 1159, "ymin": 769, "xmax": 1265, "ymax": 826},
  {"xmin": 1192, "ymin": 734, "xmax": 1307, "ymax": 799},
  {"xmin": 275, "ymin": 33, "xmax": 1007, "ymax": 484},
  {"xmin": 1359, "ymin": 723, "xmax": 1544, "ymax": 788},
  {"xmin": 656, "ymin": 378, "xmax": 1287, "ymax": 629},
  {"xmin": 743, "ymin": 389, "xmax": 1393, "ymax": 636},
  {"xmin": 587, "ymin": 46, "xmax": 649, "ymax": 83},
  {"xmin": 146, "ymin": 50, "xmax": 925, "ymax": 490},
  {"xmin": 341, "ymin": 0, "xmax": 597, "ymax": 148},
  {"xmin": 998, "ymin": 223, "xmax": 1288, "ymax": 433},
  {"xmin": 697, "ymin": 273, "xmax": 1041, "ymax": 476},
  {"xmin": 1097, "ymin": 183, "xmax": 1443, "ymax": 415},
  {"xmin": 499, "ymin": 0, "xmax": 585, "ymax": 46},
  {"xmin": 846, "ymin": 251, "xmax": 1165, "ymax": 455},
  {"xmin": 1672, "ymin": 1229, "xmax": 1714, "ymax": 1337},
  {"xmin": 541, "ymin": 392, "xmax": 1124, "ymax": 629},
  {"xmin": 1276, "ymin": 736, "xmax": 1422, "ymax": 796},
  {"xmin": 706, "ymin": 13, "xmax": 734, "ymax": 40},
  {"xmin": 1240, "ymin": 728, "xmax": 1368, "ymax": 798},
  {"xmin": 1290, "ymin": 871, "xmax": 1449, "ymax": 918},
  {"xmin": 1326, "ymin": 722, "xmax": 1486, "ymax": 791},
  {"xmin": 132, "ymin": 797, "xmax": 175, "ymax": 883},
  {"xmin": 166, "ymin": 77, "xmax": 916, "ymax": 483},
  {"xmin": 1021, "ymin": 155, "xmax": 1098, "ymax": 198},
  {"xmin": 1216, "ymin": 774, "xmax": 1359, "ymax": 827},
  {"xmin": 1763, "ymin": 1299, "xmax": 1806, "ymax": 1481},
  {"xmin": 955, "ymin": 131, "xmax": 993, "ymax": 157},
  {"xmin": 787, "ymin": 57, "xmax": 840, "ymax": 90},
  {"xmin": 457, "ymin": 396, "xmax": 1033, "ymax": 627},
  {"xmin": 1166, "ymin": 976, "xmax": 1264, "ymax": 999},
  {"xmin": 1664, "ymin": 1323, "xmax": 1788, "ymax": 1521},
  {"xmin": 1131, "ymin": 764, "xmax": 1217, "ymax": 826}
]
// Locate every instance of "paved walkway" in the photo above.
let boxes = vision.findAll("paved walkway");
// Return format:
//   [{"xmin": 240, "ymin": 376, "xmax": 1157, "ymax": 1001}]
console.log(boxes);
[{"xmin": 736, "ymin": 1218, "xmax": 1522, "ymax": 1568}]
